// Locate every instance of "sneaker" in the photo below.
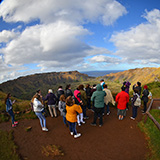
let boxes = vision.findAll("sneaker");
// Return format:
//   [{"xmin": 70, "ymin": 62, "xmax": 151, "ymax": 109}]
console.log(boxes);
[
  {"xmin": 12, "ymin": 124, "xmax": 17, "ymax": 128},
  {"xmin": 130, "ymin": 117, "xmax": 135, "ymax": 120},
  {"xmin": 102, "ymin": 113, "xmax": 105, "ymax": 116},
  {"xmin": 74, "ymin": 133, "xmax": 81, "ymax": 138},
  {"xmin": 90, "ymin": 123, "xmax": 96, "ymax": 126},
  {"xmin": 78, "ymin": 123, "xmax": 81, "ymax": 126},
  {"xmin": 81, "ymin": 121, "xmax": 85, "ymax": 124},
  {"xmin": 70, "ymin": 132, "xmax": 74, "ymax": 136},
  {"xmin": 14, "ymin": 121, "xmax": 18, "ymax": 125},
  {"xmin": 107, "ymin": 111, "xmax": 110, "ymax": 116},
  {"xmin": 42, "ymin": 127, "xmax": 48, "ymax": 131},
  {"xmin": 99, "ymin": 124, "xmax": 103, "ymax": 127}
]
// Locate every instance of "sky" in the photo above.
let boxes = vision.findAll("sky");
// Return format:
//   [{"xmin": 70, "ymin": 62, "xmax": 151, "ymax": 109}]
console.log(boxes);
[{"xmin": 0, "ymin": 0, "xmax": 160, "ymax": 83}]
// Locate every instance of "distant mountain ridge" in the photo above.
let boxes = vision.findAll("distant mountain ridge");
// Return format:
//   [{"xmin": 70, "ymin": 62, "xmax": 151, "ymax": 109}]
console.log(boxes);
[
  {"xmin": 104, "ymin": 67, "xmax": 160, "ymax": 85},
  {"xmin": 0, "ymin": 71, "xmax": 92, "ymax": 100}
]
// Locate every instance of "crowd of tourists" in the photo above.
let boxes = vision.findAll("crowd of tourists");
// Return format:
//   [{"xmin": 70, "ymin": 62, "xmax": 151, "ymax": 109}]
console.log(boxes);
[{"xmin": 5, "ymin": 79, "xmax": 151, "ymax": 138}]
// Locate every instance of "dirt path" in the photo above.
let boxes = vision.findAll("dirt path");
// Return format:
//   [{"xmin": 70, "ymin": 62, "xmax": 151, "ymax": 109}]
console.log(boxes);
[{"xmin": 0, "ymin": 105, "xmax": 150, "ymax": 160}]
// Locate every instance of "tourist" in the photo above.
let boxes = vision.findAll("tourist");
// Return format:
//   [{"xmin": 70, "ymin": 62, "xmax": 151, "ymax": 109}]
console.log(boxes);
[
  {"xmin": 57, "ymin": 86, "xmax": 65, "ymax": 102},
  {"xmin": 90, "ymin": 84, "xmax": 97, "ymax": 111},
  {"xmin": 123, "ymin": 81, "xmax": 131, "ymax": 110},
  {"xmin": 133, "ymin": 82, "xmax": 142, "ymax": 96},
  {"xmin": 130, "ymin": 88, "xmax": 141, "ymax": 120},
  {"xmin": 5, "ymin": 93, "xmax": 18, "ymax": 127},
  {"xmin": 74, "ymin": 88, "xmax": 85, "ymax": 126},
  {"xmin": 44, "ymin": 89, "xmax": 57, "ymax": 118},
  {"xmin": 115, "ymin": 86, "xmax": 129, "ymax": 120},
  {"xmin": 78, "ymin": 84, "xmax": 89, "ymax": 119},
  {"xmin": 31, "ymin": 94, "xmax": 48, "ymax": 131},
  {"xmin": 103, "ymin": 84, "xmax": 115, "ymax": 115},
  {"xmin": 142, "ymin": 85, "xmax": 149, "ymax": 113},
  {"xmin": 66, "ymin": 96, "xmax": 82, "ymax": 138},
  {"xmin": 90, "ymin": 84, "xmax": 106, "ymax": 127},
  {"xmin": 85, "ymin": 84, "xmax": 92, "ymax": 110},
  {"xmin": 65, "ymin": 84, "xmax": 73, "ymax": 98},
  {"xmin": 100, "ymin": 79, "xmax": 105, "ymax": 90},
  {"xmin": 58, "ymin": 94, "xmax": 68, "ymax": 127}
]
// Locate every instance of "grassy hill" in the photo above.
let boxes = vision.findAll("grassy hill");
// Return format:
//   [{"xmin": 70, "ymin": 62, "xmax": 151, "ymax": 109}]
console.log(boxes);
[
  {"xmin": 0, "ymin": 71, "xmax": 92, "ymax": 100},
  {"xmin": 104, "ymin": 67, "xmax": 160, "ymax": 85}
]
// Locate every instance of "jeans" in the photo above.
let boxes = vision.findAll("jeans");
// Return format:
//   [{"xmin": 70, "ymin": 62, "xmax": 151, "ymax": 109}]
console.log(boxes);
[
  {"xmin": 8, "ymin": 109, "xmax": 15, "ymax": 124},
  {"xmin": 35, "ymin": 112, "xmax": 46, "ymax": 128},
  {"xmin": 63, "ymin": 116, "xmax": 67, "ymax": 125},
  {"xmin": 132, "ymin": 106, "xmax": 138, "ymax": 118},
  {"xmin": 103, "ymin": 103, "xmax": 110, "ymax": 114},
  {"xmin": 93, "ymin": 107, "xmax": 103, "ymax": 125},
  {"xmin": 81, "ymin": 105, "xmax": 87, "ymax": 117},
  {"xmin": 68, "ymin": 121, "xmax": 77, "ymax": 135},
  {"xmin": 87, "ymin": 98, "xmax": 91, "ymax": 109}
]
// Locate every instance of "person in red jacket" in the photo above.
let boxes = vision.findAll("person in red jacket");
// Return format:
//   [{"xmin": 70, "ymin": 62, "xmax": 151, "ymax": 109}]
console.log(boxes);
[{"xmin": 116, "ymin": 86, "xmax": 129, "ymax": 120}]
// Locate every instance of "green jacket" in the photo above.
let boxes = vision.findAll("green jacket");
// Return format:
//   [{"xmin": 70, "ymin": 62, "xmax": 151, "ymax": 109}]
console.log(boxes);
[
  {"xmin": 79, "ymin": 89, "xmax": 87, "ymax": 106},
  {"xmin": 91, "ymin": 84, "xmax": 106, "ymax": 108}
]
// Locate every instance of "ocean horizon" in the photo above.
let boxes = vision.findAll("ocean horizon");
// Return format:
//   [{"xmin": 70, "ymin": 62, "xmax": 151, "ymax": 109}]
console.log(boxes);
[{"xmin": 81, "ymin": 70, "xmax": 124, "ymax": 77}]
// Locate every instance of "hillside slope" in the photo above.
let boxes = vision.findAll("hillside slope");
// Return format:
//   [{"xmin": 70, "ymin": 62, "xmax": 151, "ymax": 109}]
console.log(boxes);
[
  {"xmin": 0, "ymin": 71, "xmax": 92, "ymax": 100},
  {"xmin": 104, "ymin": 67, "xmax": 160, "ymax": 85}
]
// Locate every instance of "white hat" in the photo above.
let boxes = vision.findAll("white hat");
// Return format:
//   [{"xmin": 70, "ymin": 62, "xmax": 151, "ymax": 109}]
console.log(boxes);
[{"xmin": 48, "ymin": 89, "xmax": 53, "ymax": 93}]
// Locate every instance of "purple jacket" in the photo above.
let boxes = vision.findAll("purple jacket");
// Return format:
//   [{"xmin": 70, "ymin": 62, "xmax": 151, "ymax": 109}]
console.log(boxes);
[
  {"xmin": 44, "ymin": 93, "xmax": 57, "ymax": 105},
  {"xmin": 125, "ymin": 81, "xmax": 131, "ymax": 94}
]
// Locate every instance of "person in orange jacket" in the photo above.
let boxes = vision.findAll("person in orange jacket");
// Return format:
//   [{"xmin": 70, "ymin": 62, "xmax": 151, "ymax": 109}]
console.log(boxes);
[
  {"xmin": 66, "ymin": 96, "xmax": 82, "ymax": 138},
  {"xmin": 116, "ymin": 86, "xmax": 129, "ymax": 120}
]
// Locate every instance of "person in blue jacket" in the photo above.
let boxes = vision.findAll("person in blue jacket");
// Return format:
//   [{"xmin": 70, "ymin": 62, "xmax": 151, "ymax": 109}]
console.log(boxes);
[{"xmin": 5, "ymin": 93, "xmax": 18, "ymax": 127}]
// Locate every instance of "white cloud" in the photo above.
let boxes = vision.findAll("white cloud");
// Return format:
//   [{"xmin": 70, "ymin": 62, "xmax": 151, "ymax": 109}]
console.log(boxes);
[
  {"xmin": 0, "ymin": 0, "xmax": 127, "ymax": 82},
  {"xmin": 0, "ymin": 30, "xmax": 19, "ymax": 43},
  {"xmin": 89, "ymin": 55, "xmax": 121, "ymax": 64},
  {"xmin": 0, "ymin": 0, "xmax": 127, "ymax": 25},
  {"xmin": 110, "ymin": 9, "xmax": 160, "ymax": 64}
]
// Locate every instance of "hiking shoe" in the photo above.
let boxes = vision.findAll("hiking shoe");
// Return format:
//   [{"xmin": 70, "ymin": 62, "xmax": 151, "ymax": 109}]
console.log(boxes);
[
  {"xmin": 81, "ymin": 121, "xmax": 85, "ymax": 124},
  {"xmin": 90, "ymin": 123, "xmax": 96, "ymax": 126},
  {"xmin": 107, "ymin": 111, "xmax": 110, "ymax": 116},
  {"xmin": 14, "ymin": 121, "xmax": 18, "ymax": 125},
  {"xmin": 74, "ymin": 133, "xmax": 81, "ymax": 138},
  {"xmin": 130, "ymin": 117, "xmax": 135, "ymax": 120},
  {"xmin": 42, "ymin": 127, "xmax": 48, "ymax": 131},
  {"xmin": 70, "ymin": 132, "xmax": 74, "ymax": 136},
  {"xmin": 12, "ymin": 124, "xmax": 17, "ymax": 128}
]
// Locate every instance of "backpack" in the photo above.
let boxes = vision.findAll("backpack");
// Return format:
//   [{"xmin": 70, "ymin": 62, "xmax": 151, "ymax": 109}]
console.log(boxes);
[
  {"xmin": 134, "ymin": 93, "xmax": 141, "ymax": 106},
  {"xmin": 148, "ymin": 92, "xmax": 152, "ymax": 99}
]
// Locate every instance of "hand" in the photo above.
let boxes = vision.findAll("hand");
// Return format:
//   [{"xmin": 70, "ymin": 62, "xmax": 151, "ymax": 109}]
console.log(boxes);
[{"xmin": 13, "ymin": 100, "xmax": 16, "ymax": 103}]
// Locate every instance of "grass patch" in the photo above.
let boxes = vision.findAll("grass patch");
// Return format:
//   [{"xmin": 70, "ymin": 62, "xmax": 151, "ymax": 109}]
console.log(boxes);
[
  {"xmin": 42, "ymin": 144, "xmax": 64, "ymax": 158},
  {"xmin": 138, "ymin": 109, "xmax": 160, "ymax": 160},
  {"xmin": 0, "ymin": 129, "xmax": 20, "ymax": 160}
]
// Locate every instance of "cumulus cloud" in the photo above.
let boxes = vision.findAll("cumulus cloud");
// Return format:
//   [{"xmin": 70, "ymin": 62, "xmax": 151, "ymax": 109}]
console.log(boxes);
[
  {"xmin": 0, "ymin": 0, "xmax": 127, "ymax": 82},
  {"xmin": 0, "ymin": 0, "xmax": 127, "ymax": 25},
  {"xmin": 89, "ymin": 55, "xmax": 121, "ymax": 64},
  {"xmin": 110, "ymin": 9, "xmax": 160, "ymax": 65},
  {"xmin": 0, "ymin": 30, "xmax": 19, "ymax": 43}
]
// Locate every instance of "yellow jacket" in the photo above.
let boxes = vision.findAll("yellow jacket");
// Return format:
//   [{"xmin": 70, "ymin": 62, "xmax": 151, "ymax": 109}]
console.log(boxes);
[{"xmin": 66, "ymin": 104, "xmax": 82, "ymax": 123}]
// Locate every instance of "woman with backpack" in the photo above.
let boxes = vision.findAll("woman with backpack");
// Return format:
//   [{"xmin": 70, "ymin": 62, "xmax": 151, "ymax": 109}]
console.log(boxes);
[
  {"xmin": 142, "ymin": 85, "xmax": 149, "ymax": 113},
  {"xmin": 130, "ymin": 88, "xmax": 141, "ymax": 120}
]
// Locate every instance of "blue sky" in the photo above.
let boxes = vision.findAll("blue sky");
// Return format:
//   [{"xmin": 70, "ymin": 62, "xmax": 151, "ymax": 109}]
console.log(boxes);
[{"xmin": 0, "ymin": 0, "xmax": 160, "ymax": 83}]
